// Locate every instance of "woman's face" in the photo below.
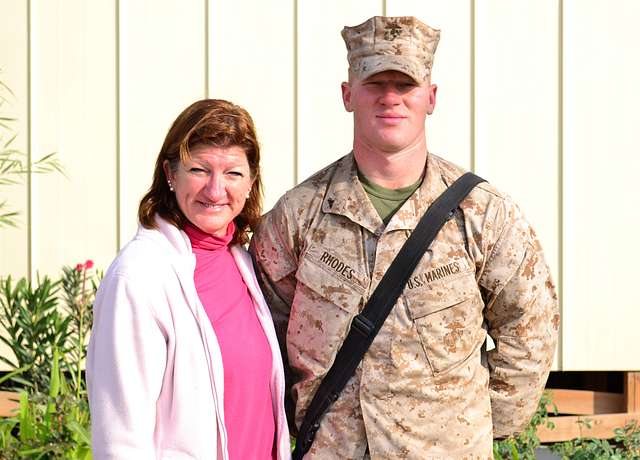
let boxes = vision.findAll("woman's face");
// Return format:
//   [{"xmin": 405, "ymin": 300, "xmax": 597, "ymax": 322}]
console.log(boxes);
[{"xmin": 164, "ymin": 144, "xmax": 254, "ymax": 237}]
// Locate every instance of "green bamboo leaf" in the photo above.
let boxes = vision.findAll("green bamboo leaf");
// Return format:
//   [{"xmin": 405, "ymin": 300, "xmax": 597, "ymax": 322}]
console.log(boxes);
[
  {"xmin": 2, "ymin": 133, "xmax": 17, "ymax": 148},
  {"xmin": 79, "ymin": 447, "xmax": 93, "ymax": 460},
  {"xmin": 6, "ymin": 375, "xmax": 31, "ymax": 388},
  {"xmin": 67, "ymin": 419, "xmax": 91, "ymax": 445},
  {"xmin": 18, "ymin": 392, "xmax": 34, "ymax": 442},
  {"xmin": 509, "ymin": 441, "xmax": 519, "ymax": 460},
  {"xmin": 17, "ymin": 446, "xmax": 46, "ymax": 456},
  {"xmin": 0, "ymin": 364, "xmax": 31, "ymax": 386},
  {"xmin": 0, "ymin": 211, "xmax": 20, "ymax": 228},
  {"xmin": 49, "ymin": 347, "xmax": 60, "ymax": 398},
  {"xmin": 0, "ymin": 79, "xmax": 14, "ymax": 95}
]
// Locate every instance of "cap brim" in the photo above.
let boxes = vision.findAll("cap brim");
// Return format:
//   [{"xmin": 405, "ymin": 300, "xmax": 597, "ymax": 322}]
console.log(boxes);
[{"xmin": 354, "ymin": 55, "xmax": 427, "ymax": 83}]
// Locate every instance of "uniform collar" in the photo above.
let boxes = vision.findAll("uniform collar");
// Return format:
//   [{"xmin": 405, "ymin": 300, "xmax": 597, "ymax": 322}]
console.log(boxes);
[
  {"xmin": 322, "ymin": 153, "xmax": 383, "ymax": 235},
  {"xmin": 321, "ymin": 152, "xmax": 449, "ymax": 233},
  {"xmin": 385, "ymin": 152, "xmax": 449, "ymax": 232}
]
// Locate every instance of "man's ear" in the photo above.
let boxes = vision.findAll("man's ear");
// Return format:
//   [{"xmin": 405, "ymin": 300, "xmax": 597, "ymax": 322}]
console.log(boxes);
[
  {"xmin": 426, "ymin": 83, "xmax": 437, "ymax": 115},
  {"xmin": 341, "ymin": 81, "xmax": 353, "ymax": 112}
]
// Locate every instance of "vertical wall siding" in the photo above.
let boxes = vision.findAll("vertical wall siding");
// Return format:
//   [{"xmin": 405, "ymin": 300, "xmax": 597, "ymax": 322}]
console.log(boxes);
[
  {"xmin": 296, "ymin": 0, "xmax": 383, "ymax": 182},
  {"xmin": 474, "ymin": 0, "xmax": 560, "ymax": 281},
  {"xmin": 1, "ymin": 1, "xmax": 640, "ymax": 371},
  {"xmin": 475, "ymin": 0, "xmax": 561, "ymax": 368},
  {"xmin": 30, "ymin": 0, "xmax": 118, "ymax": 277},
  {"xmin": 209, "ymin": 0, "xmax": 295, "ymax": 210},
  {"xmin": 563, "ymin": 0, "xmax": 640, "ymax": 370},
  {"xmin": 118, "ymin": 0, "xmax": 206, "ymax": 243},
  {"xmin": 0, "ymin": 0, "xmax": 29, "ymax": 279},
  {"xmin": 387, "ymin": 0, "xmax": 473, "ymax": 169}
]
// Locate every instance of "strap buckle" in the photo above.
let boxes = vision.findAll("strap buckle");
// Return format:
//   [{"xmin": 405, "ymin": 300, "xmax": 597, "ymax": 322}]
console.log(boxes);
[{"xmin": 351, "ymin": 314, "xmax": 374, "ymax": 337}]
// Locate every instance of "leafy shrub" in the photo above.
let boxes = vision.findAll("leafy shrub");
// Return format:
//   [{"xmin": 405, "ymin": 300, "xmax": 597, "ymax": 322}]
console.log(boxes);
[
  {"xmin": 493, "ymin": 391, "xmax": 557, "ymax": 460},
  {"xmin": 0, "ymin": 261, "xmax": 97, "ymax": 459},
  {"xmin": 549, "ymin": 419, "xmax": 640, "ymax": 459},
  {"xmin": 494, "ymin": 392, "xmax": 640, "ymax": 460},
  {"xmin": 0, "ymin": 352, "xmax": 91, "ymax": 460}
]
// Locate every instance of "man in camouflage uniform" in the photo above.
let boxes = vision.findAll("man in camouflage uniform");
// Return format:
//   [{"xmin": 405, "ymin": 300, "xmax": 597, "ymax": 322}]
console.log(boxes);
[{"xmin": 250, "ymin": 15, "xmax": 559, "ymax": 459}]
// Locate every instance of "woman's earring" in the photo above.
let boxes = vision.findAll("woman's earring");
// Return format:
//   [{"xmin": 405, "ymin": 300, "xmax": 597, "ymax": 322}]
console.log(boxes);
[
  {"xmin": 246, "ymin": 190, "xmax": 251, "ymax": 199},
  {"xmin": 168, "ymin": 180, "xmax": 174, "ymax": 192}
]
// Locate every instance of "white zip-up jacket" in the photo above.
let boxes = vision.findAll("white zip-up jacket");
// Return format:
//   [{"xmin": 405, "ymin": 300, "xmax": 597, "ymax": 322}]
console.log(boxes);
[{"xmin": 87, "ymin": 216, "xmax": 290, "ymax": 460}]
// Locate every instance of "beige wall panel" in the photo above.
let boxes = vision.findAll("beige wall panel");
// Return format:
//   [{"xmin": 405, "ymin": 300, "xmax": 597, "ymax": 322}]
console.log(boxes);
[
  {"xmin": 387, "ymin": 0, "xmax": 472, "ymax": 168},
  {"xmin": 563, "ymin": 0, "xmax": 640, "ymax": 370},
  {"xmin": 0, "ymin": 0, "xmax": 29, "ymax": 371},
  {"xmin": 0, "ymin": 0, "xmax": 29, "ymax": 279},
  {"xmin": 29, "ymin": 0, "xmax": 117, "ymax": 277},
  {"xmin": 296, "ymin": 1, "xmax": 383, "ymax": 182},
  {"xmin": 474, "ymin": 1, "xmax": 559, "ymax": 278},
  {"xmin": 119, "ymin": 0, "xmax": 205, "ymax": 244},
  {"xmin": 475, "ymin": 2, "xmax": 560, "ymax": 369},
  {"xmin": 209, "ymin": 0, "xmax": 294, "ymax": 212}
]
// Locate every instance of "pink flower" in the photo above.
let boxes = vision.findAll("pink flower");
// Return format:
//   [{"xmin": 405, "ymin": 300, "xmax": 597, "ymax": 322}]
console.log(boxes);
[
  {"xmin": 75, "ymin": 263, "xmax": 84, "ymax": 272},
  {"xmin": 84, "ymin": 259, "xmax": 94, "ymax": 269}
]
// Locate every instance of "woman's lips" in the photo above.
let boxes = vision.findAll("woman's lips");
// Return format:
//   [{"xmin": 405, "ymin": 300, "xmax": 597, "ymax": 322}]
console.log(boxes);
[{"xmin": 198, "ymin": 201, "xmax": 227, "ymax": 211}]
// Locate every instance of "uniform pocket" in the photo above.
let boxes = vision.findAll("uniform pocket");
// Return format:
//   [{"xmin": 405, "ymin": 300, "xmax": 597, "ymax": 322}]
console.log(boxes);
[
  {"xmin": 288, "ymin": 250, "xmax": 364, "ymax": 370},
  {"xmin": 403, "ymin": 272, "xmax": 484, "ymax": 375}
]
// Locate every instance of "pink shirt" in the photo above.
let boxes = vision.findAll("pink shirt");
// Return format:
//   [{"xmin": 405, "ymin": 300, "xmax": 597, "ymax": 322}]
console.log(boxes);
[{"xmin": 185, "ymin": 222, "xmax": 276, "ymax": 460}]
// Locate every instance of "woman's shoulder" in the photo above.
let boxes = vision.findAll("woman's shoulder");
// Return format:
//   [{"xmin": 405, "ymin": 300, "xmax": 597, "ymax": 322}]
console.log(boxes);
[{"xmin": 105, "ymin": 226, "xmax": 181, "ymax": 284}]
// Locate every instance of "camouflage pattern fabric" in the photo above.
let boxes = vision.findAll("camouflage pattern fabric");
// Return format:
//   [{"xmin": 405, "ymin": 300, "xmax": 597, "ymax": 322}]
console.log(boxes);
[
  {"xmin": 250, "ymin": 152, "xmax": 559, "ymax": 459},
  {"xmin": 342, "ymin": 16, "xmax": 441, "ymax": 83}
]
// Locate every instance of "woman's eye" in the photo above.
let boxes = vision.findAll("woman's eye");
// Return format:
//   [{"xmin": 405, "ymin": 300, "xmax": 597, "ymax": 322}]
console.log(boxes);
[
  {"xmin": 189, "ymin": 167, "xmax": 206, "ymax": 173},
  {"xmin": 228, "ymin": 171, "xmax": 244, "ymax": 177}
]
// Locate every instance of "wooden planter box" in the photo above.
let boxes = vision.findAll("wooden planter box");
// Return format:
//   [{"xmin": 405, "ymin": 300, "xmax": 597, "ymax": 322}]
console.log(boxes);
[
  {"xmin": 538, "ymin": 372, "xmax": 640, "ymax": 441},
  {"xmin": 0, "ymin": 390, "xmax": 19, "ymax": 417},
  {"xmin": 3, "ymin": 374, "xmax": 638, "ymax": 441}
]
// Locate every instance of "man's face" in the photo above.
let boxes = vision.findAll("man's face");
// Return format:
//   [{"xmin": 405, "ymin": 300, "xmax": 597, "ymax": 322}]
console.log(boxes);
[{"xmin": 341, "ymin": 70, "xmax": 437, "ymax": 153}]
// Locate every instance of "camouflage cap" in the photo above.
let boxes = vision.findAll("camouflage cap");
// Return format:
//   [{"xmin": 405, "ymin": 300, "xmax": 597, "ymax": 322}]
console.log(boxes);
[{"xmin": 341, "ymin": 16, "xmax": 440, "ymax": 83}]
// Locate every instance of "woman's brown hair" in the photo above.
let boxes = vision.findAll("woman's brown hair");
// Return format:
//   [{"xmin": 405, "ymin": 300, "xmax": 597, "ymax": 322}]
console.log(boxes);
[{"xmin": 138, "ymin": 99, "xmax": 263, "ymax": 245}]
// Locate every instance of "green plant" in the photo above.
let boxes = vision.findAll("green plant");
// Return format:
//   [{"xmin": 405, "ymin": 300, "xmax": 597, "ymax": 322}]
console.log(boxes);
[
  {"xmin": 0, "ymin": 275, "xmax": 71, "ymax": 392},
  {"xmin": 0, "ymin": 262, "xmax": 98, "ymax": 393},
  {"xmin": 0, "ymin": 75, "xmax": 63, "ymax": 228},
  {"xmin": 549, "ymin": 419, "xmax": 640, "ymax": 459},
  {"xmin": 493, "ymin": 391, "xmax": 557, "ymax": 460},
  {"xmin": 0, "ymin": 261, "xmax": 97, "ymax": 458},
  {"xmin": 61, "ymin": 261, "xmax": 95, "ymax": 398},
  {"xmin": 614, "ymin": 420, "xmax": 640, "ymax": 457},
  {"xmin": 0, "ymin": 348, "xmax": 92, "ymax": 460}
]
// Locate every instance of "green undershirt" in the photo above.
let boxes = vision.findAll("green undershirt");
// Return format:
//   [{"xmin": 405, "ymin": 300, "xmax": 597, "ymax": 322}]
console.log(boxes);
[{"xmin": 358, "ymin": 171, "xmax": 423, "ymax": 225}]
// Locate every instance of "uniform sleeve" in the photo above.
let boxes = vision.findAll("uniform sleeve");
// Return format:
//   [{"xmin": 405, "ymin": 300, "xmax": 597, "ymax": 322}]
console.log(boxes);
[
  {"xmin": 478, "ymin": 199, "xmax": 560, "ymax": 438},
  {"xmin": 249, "ymin": 196, "xmax": 300, "ymax": 432},
  {"xmin": 87, "ymin": 272, "xmax": 167, "ymax": 460}
]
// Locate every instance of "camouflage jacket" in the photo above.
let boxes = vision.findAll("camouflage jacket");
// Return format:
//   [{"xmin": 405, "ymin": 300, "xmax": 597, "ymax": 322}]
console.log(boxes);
[{"xmin": 250, "ymin": 152, "xmax": 559, "ymax": 459}]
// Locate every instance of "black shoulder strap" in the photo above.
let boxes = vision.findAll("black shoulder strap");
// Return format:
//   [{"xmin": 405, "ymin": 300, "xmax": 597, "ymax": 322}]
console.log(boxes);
[{"xmin": 292, "ymin": 172, "xmax": 486, "ymax": 459}]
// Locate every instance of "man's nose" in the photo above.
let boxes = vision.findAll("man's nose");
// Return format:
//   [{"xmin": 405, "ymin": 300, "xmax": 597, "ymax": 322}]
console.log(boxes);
[{"xmin": 379, "ymin": 84, "xmax": 401, "ymax": 105}]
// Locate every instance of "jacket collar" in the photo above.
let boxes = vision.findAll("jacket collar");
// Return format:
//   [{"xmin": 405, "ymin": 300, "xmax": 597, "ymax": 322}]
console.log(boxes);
[
  {"xmin": 322, "ymin": 153, "xmax": 384, "ymax": 235},
  {"xmin": 136, "ymin": 216, "xmax": 258, "ymax": 300},
  {"xmin": 135, "ymin": 215, "xmax": 194, "ymax": 260},
  {"xmin": 322, "ymin": 152, "xmax": 449, "ymax": 233}
]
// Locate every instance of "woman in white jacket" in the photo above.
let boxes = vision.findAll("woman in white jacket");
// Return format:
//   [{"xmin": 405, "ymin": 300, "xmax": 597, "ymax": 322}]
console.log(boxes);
[{"xmin": 87, "ymin": 99, "xmax": 290, "ymax": 460}]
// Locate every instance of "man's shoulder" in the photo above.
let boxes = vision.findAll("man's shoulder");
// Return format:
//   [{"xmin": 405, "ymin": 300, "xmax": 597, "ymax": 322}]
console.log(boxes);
[
  {"xmin": 277, "ymin": 153, "xmax": 350, "ymax": 209},
  {"xmin": 430, "ymin": 153, "xmax": 509, "ymax": 203}
]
